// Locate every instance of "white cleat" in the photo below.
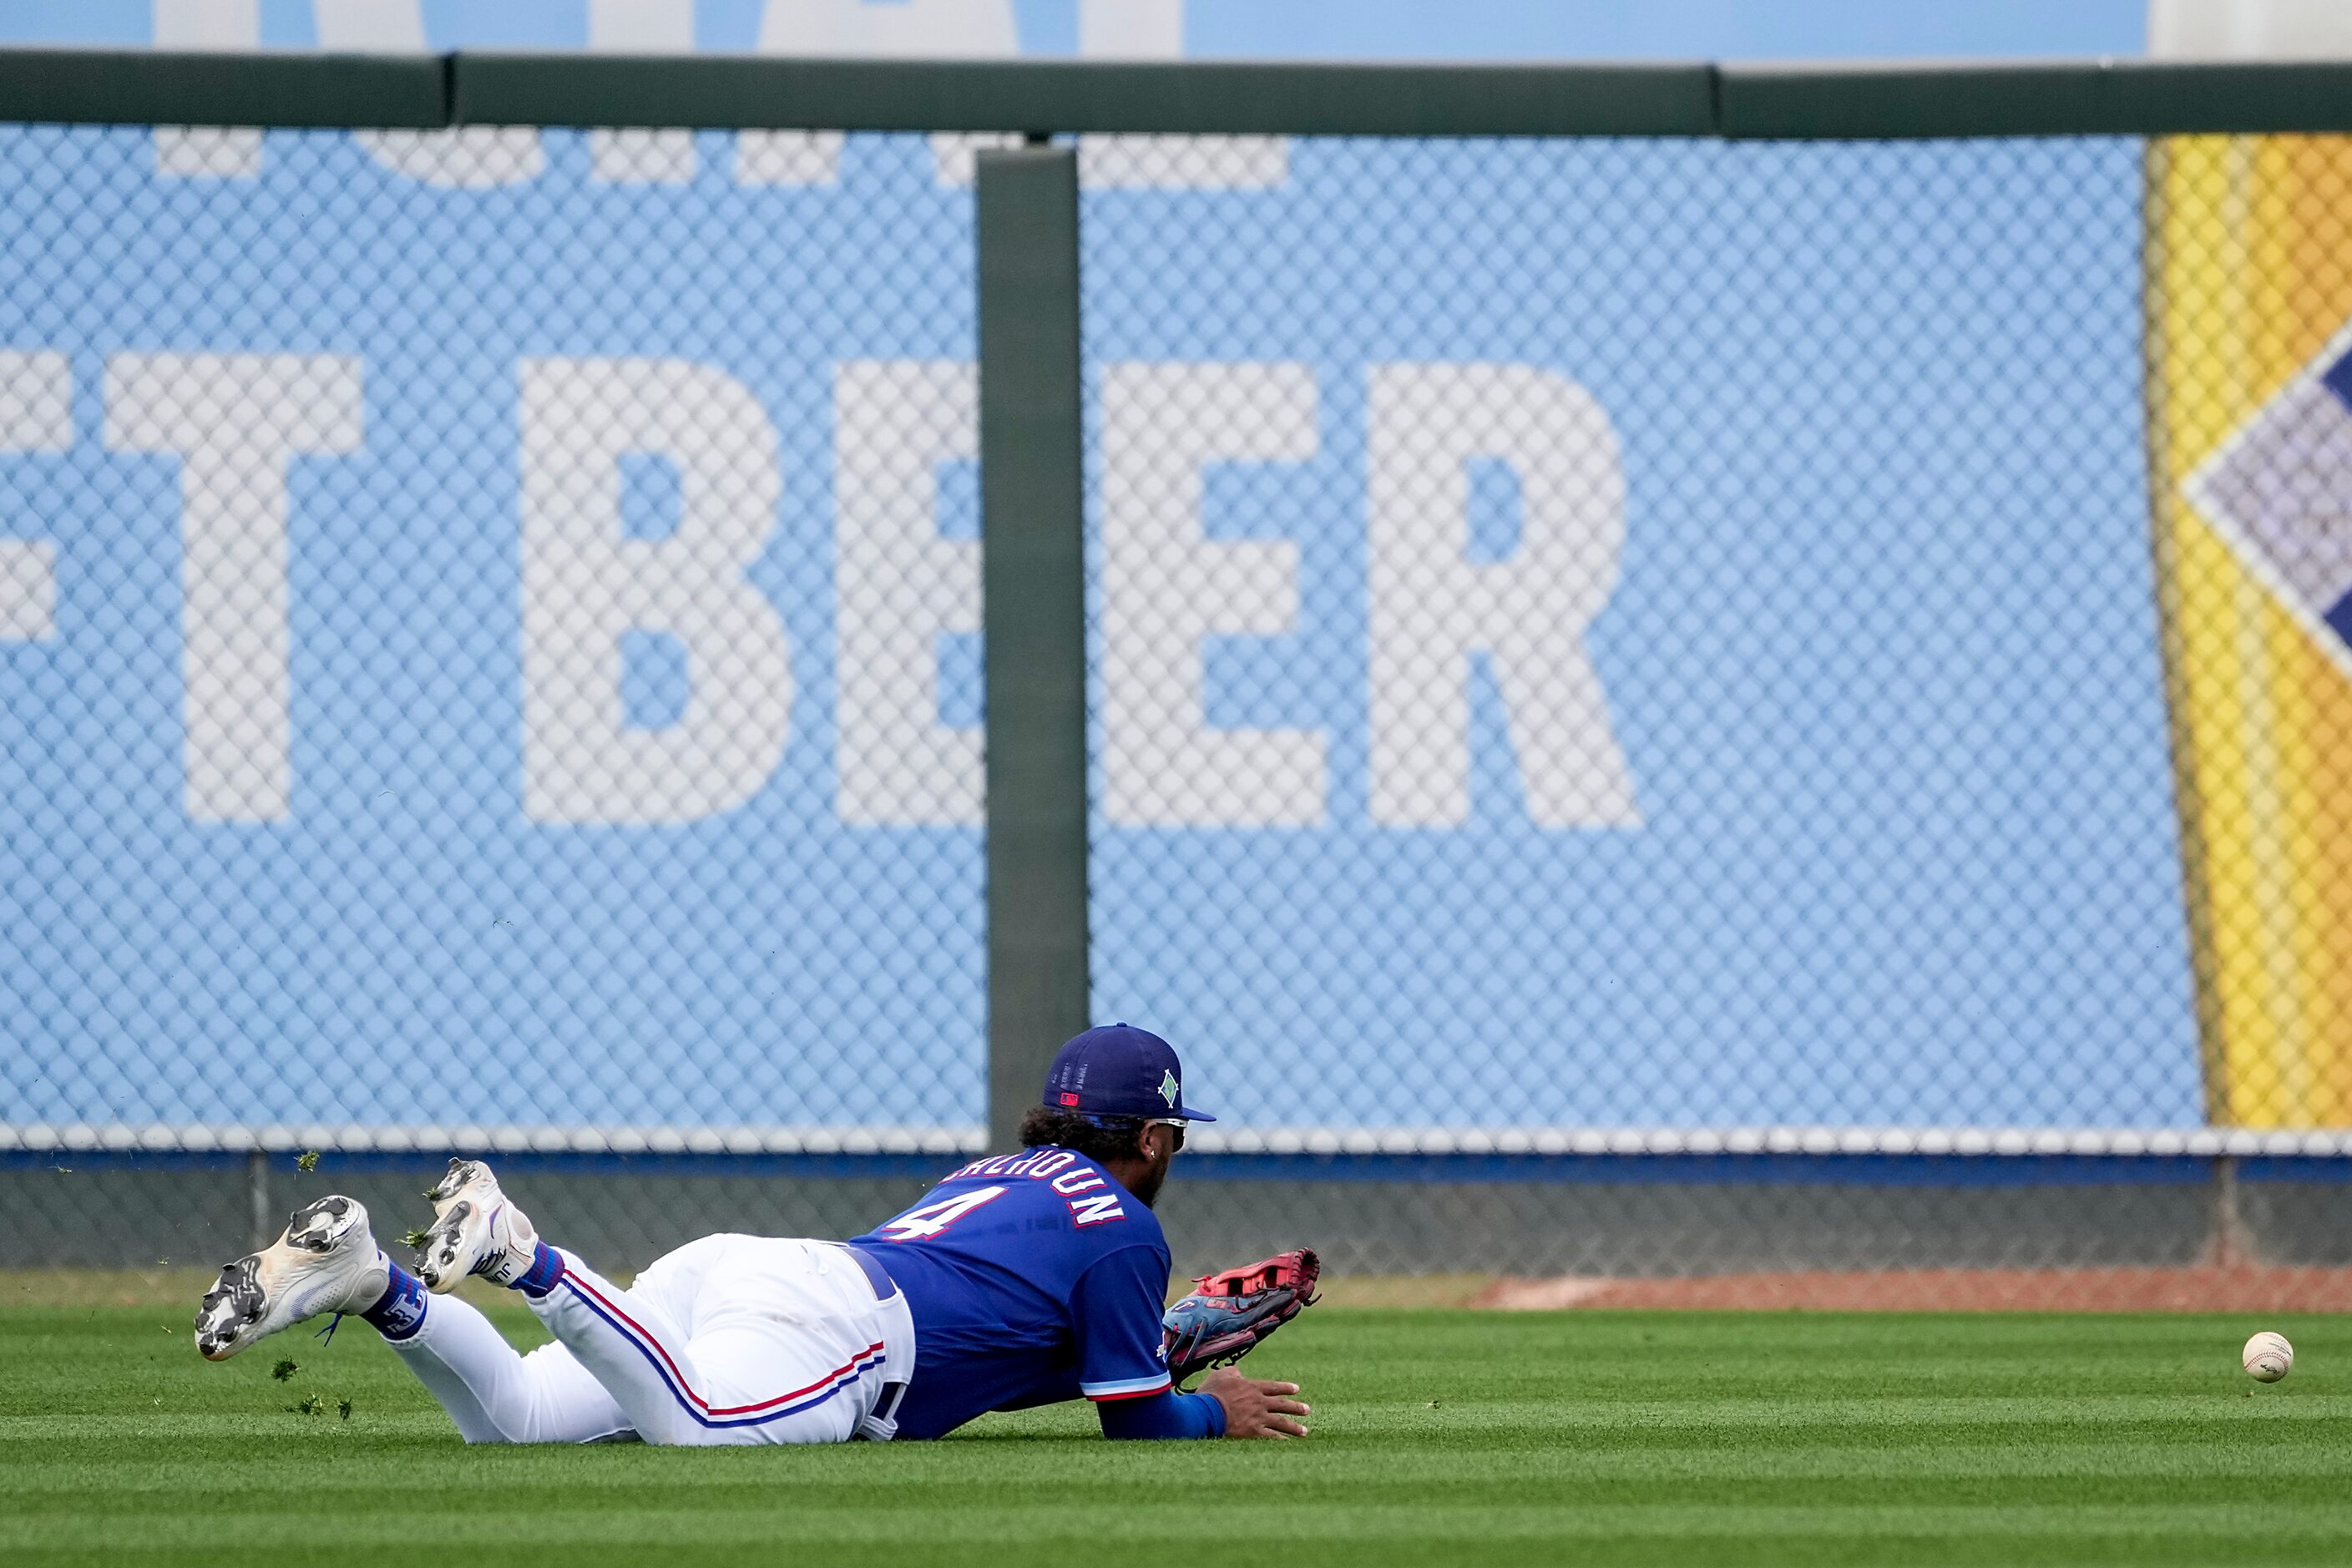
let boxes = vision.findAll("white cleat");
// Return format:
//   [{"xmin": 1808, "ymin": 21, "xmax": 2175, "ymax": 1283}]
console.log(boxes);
[
  {"xmin": 194, "ymin": 1196, "xmax": 390, "ymax": 1361},
  {"xmin": 415, "ymin": 1158, "xmax": 541, "ymax": 1292}
]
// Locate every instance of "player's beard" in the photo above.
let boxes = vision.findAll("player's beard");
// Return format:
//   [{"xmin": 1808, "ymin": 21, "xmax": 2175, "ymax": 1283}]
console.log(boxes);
[{"xmin": 1129, "ymin": 1144, "xmax": 1172, "ymax": 1208}]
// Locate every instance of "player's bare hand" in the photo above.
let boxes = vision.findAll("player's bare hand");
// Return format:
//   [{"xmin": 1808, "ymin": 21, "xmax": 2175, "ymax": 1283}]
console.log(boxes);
[{"xmin": 1198, "ymin": 1366, "xmax": 1311, "ymax": 1438}]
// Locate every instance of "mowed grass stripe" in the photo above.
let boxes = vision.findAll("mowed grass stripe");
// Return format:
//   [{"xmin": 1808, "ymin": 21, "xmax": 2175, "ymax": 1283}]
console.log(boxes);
[{"xmin": 5, "ymin": 1307, "xmax": 2351, "ymax": 1566}]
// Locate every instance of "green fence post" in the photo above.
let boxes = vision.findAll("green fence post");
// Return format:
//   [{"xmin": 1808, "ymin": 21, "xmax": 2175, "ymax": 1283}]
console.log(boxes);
[{"xmin": 979, "ymin": 143, "xmax": 1087, "ymax": 1154}]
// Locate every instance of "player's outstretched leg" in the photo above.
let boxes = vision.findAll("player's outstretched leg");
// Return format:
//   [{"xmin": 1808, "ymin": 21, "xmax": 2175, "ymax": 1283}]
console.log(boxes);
[
  {"xmin": 414, "ymin": 1159, "xmax": 710, "ymax": 1444},
  {"xmin": 417, "ymin": 1159, "xmax": 895, "ymax": 1446},
  {"xmin": 382, "ymin": 1292, "xmax": 630, "ymax": 1444},
  {"xmin": 194, "ymin": 1195, "xmax": 391, "ymax": 1360},
  {"xmin": 195, "ymin": 1183, "xmax": 628, "ymax": 1444}
]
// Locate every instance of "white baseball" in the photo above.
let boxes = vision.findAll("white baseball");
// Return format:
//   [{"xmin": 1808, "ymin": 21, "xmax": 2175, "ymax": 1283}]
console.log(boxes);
[{"xmin": 2243, "ymin": 1331, "xmax": 2294, "ymax": 1383}]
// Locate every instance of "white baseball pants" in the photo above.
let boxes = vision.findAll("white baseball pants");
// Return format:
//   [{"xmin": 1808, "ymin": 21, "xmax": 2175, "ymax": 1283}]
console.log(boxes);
[{"xmin": 387, "ymin": 1233, "xmax": 915, "ymax": 1445}]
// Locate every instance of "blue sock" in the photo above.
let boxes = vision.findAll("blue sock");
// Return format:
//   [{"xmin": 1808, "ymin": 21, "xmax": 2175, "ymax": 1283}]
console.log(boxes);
[
  {"xmin": 513, "ymin": 1241, "xmax": 564, "ymax": 1300},
  {"xmin": 360, "ymin": 1260, "xmax": 428, "ymax": 1342}
]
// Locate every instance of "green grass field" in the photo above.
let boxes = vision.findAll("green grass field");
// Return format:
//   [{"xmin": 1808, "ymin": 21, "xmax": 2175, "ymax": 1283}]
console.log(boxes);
[{"xmin": 7, "ymin": 1305, "xmax": 2352, "ymax": 1565}]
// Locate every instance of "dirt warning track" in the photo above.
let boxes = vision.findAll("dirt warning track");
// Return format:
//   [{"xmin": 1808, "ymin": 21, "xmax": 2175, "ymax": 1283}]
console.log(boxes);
[{"xmin": 1475, "ymin": 1263, "xmax": 2352, "ymax": 1311}]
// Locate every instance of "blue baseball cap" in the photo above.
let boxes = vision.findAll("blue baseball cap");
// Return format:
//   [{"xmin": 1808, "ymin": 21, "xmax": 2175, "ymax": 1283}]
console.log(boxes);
[{"xmin": 1040, "ymin": 1024, "xmax": 1216, "ymax": 1122}]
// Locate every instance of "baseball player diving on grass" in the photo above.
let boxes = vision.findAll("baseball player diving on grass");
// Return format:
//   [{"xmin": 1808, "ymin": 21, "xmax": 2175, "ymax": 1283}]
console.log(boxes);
[{"xmin": 191, "ymin": 1024, "xmax": 1321, "ymax": 1443}]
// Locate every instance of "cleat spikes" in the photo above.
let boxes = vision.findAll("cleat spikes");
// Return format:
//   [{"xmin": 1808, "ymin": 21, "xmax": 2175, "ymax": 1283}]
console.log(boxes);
[
  {"xmin": 416, "ymin": 1201, "xmax": 473, "ymax": 1291},
  {"xmin": 286, "ymin": 1196, "xmax": 355, "ymax": 1252},
  {"xmin": 425, "ymin": 1158, "xmax": 480, "ymax": 1205},
  {"xmin": 415, "ymin": 1161, "xmax": 539, "ymax": 1292},
  {"xmin": 189, "ymin": 1196, "xmax": 387, "ymax": 1362},
  {"xmin": 195, "ymin": 1257, "xmax": 266, "ymax": 1361}
]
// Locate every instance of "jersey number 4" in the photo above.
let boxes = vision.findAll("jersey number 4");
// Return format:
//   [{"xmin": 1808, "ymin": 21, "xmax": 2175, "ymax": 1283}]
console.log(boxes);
[{"xmin": 876, "ymin": 1185, "xmax": 1009, "ymax": 1242}]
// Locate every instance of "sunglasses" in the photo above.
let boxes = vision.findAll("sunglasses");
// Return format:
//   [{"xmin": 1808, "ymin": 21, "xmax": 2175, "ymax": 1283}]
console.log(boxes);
[{"xmin": 1146, "ymin": 1117, "xmax": 1187, "ymax": 1152}]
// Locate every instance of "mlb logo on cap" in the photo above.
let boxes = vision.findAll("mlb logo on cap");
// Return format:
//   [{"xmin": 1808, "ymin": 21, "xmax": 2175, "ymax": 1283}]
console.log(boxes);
[{"xmin": 1040, "ymin": 1024, "xmax": 1216, "ymax": 1123}]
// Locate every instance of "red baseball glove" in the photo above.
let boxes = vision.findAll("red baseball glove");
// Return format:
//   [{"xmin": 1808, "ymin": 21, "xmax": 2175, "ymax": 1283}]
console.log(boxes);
[{"xmin": 1160, "ymin": 1248, "xmax": 1321, "ymax": 1385}]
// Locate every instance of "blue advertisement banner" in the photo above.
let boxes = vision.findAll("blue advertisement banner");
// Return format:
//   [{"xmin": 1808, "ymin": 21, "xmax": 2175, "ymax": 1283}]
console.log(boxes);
[
  {"xmin": 1, "ymin": 127, "xmax": 984, "ymax": 1136},
  {"xmin": 1081, "ymin": 138, "xmax": 2201, "ymax": 1130},
  {"xmin": 0, "ymin": 122, "xmax": 2201, "ymax": 1137}
]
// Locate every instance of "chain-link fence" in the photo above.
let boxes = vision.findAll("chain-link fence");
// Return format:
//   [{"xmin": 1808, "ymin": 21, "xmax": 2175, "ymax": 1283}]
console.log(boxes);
[
  {"xmin": 1082, "ymin": 131, "xmax": 2258, "ymax": 1297},
  {"xmin": 9, "ymin": 59, "xmax": 2352, "ymax": 1306},
  {"xmin": 3, "ymin": 121, "xmax": 986, "ymax": 1274},
  {"xmin": 1086, "ymin": 133, "xmax": 2186, "ymax": 1132}
]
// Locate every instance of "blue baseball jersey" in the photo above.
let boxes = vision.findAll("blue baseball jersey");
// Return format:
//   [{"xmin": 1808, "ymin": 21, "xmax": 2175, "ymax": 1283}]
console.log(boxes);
[{"xmin": 846, "ymin": 1145, "xmax": 1174, "ymax": 1439}]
